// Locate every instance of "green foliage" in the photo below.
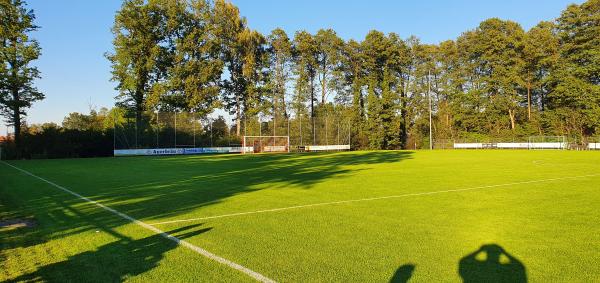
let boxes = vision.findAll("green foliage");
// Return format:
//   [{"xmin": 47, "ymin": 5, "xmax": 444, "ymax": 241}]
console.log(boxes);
[
  {"xmin": 292, "ymin": 30, "xmax": 318, "ymax": 112},
  {"xmin": 548, "ymin": 0, "xmax": 600, "ymax": 136},
  {"xmin": 93, "ymin": 0, "xmax": 597, "ymax": 149},
  {"xmin": 314, "ymin": 29, "xmax": 344, "ymax": 105},
  {"xmin": 457, "ymin": 19, "xmax": 526, "ymax": 133},
  {"xmin": 213, "ymin": 0, "xmax": 268, "ymax": 135},
  {"xmin": 0, "ymin": 0, "xmax": 44, "ymax": 151},
  {"xmin": 267, "ymin": 28, "xmax": 293, "ymax": 120},
  {"xmin": 106, "ymin": 0, "xmax": 166, "ymax": 114},
  {"xmin": 159, "ymin": 0, "xmax": 223, "ymax": 115}
]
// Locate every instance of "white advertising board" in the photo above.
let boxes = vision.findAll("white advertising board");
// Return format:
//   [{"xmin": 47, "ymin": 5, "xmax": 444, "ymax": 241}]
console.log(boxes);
[
  {"xmin": 114, "ymin": 147, "xmax": 252, "ymax": 156},
  {"xmin": 454, "ymin": 142, "xmax": 566, "ymax": 149},
  {"xmin": 453, "ymin": 143, "xmax": 483, "ymax": 149},
  {"xmin": 496, "ymin": 143, "xmax": 529, "ymax": 149},
  {"xmin": 305, "ymin": 145, "xmax": 351, "ymax": 151}
]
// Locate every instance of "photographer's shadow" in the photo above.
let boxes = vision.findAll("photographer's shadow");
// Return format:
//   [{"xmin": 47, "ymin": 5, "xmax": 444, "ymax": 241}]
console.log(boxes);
[
  {"xmin": 459, "ymin": 244, "xmax": 527, "ymax": 283},
  {"xmin": 389, "ymin": 264, "xmax": 415, "ymax": 283}
]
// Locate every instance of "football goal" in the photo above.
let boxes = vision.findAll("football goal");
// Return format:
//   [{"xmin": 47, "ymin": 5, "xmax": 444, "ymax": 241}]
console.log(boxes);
[{"xmin": 242, "ymin": 136, "xmax": 290, "ymax": 154}]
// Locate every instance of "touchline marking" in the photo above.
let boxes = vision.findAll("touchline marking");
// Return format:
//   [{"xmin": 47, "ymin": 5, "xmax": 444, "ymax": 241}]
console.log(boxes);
[
  {"xmin": 151, "ymin": 173, "xmax": 600, "ymax": 226},
  {"xmin": 1, "ymin": 161, "xmax": 275, "ymax": 283}
]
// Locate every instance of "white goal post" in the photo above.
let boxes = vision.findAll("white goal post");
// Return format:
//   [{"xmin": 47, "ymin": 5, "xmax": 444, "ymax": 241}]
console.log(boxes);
[{"xmin": 242, "ymin": 136, "xmax": 290, "ymax": 154}]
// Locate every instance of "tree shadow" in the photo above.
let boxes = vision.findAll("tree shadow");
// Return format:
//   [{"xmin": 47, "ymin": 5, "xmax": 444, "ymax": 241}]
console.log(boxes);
[
  {"xmin": 458, "ymin": 244, "xmax": 527, "ymax": 283},
  {"xmin": 1, "ymin": 151, "xmax": 413, "ymax": 280},
  {"xmin": 7, "ymin": 224, "xmax": 211, "ymax": 282},
  {"xmin": 3, "ymin": 151, "xmax": 414, "ymax": 248},
  {"xmin": 390, "ymin": 264, "xmax": 415, "ymax": 283},
  {"xmin": 74, "ymin": 151, "xmax": 415, "ymax": 222}
]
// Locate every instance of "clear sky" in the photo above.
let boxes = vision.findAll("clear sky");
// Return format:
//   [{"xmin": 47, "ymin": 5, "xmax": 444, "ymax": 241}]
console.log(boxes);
[{"xmin": 5, "ymin": 0, "xmax": 584, "ymax": 135}]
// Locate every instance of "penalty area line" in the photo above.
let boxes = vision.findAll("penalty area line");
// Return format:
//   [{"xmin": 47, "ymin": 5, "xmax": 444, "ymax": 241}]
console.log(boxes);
[
  {"xmin": 150, "ymin": 173, "xmax": 600, "ymax": 226},
  {"xmin": 0, "ymin": 161, "xmax": 275, "ymax": 283}
]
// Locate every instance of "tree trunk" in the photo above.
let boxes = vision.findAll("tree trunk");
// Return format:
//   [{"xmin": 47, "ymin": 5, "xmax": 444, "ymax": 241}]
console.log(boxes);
[
  {"xmin": 310, "ymin": 74, "xmax": 316, "ymax": 145},
  {"xmin": 527, "ymin": 79, "xmax": 532, "ymax": 121},
  {"xmin": 12, "ymin": 89, "xmax": 21, "ymax": 158},
  {"xmin": 509, "ymin": 109, "xmax": 516, "ymax": 130},
  {"xmin": 280, "ymin": 76, "xmax": 287, "ymax": 118},
  {"xmin": 321, "ymin": 73, "xmax": 326, "ymax": 104},
  {"xmin": 236, "ymin": 94, "xmax": 241, "ymax": 136},
  {"xmin": 272, "ymin": 76, "xmax": 277, "ymax": 136},
  {"xmin": 400, "ymin": 90, "xmax": 408, "ymax": 149},
  {"xmin": 540, "ymin": 86, "xmax": 545, "ymax": 112},
  {"xmin": 273, "ymin": 55, "xmax": 281, "ymax": 132},
  {"xmin": 135, "ymin": 103, "xmax": 143, "ymax": 149},
  {"xmin": 11, "ymin": 48, "xmax": 21, "ymax": 158},
  {"xmin": 132, "ymin": 87, "xmax": 145, "ymax": 149},
  {"xmin": 446, "ymin": 112, "xmax": 451, "ymax": 135}
]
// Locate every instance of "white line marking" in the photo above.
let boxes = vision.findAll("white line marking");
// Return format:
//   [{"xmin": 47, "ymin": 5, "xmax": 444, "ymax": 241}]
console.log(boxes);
[
  {"xmin": 151, "ymin": 173, "xmax": 600, "ymax": 226},
  {"xmin": 1, "ymin": 161, "xmax": 275, "ymax": 283}
]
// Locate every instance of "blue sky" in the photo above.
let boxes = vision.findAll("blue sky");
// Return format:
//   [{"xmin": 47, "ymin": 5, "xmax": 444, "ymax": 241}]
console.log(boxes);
[{"xmin": 6, "ymin": 0, "xmax": 583, "ymax": 134}]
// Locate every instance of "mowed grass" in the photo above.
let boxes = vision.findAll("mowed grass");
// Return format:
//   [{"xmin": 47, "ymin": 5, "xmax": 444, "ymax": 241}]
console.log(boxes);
[{"xmin": 1, "ymin": 150, "xmax": 599, "ymax": 282}]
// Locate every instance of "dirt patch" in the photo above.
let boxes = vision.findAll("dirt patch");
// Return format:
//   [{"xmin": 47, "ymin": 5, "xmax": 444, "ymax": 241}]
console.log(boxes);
[{"xmin": 0, "ymin": 218, "xmax": 37, "ymax": 230}]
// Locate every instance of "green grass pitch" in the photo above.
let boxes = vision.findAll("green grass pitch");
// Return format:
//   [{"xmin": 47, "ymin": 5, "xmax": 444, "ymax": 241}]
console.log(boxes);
[{"xmin": 1, "ymin": 150, "xmax": 599, "ymax": 282}]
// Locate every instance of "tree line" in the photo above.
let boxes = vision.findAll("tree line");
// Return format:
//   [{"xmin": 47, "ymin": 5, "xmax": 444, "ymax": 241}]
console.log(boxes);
[
  {"xmin": 1, "ymin": 0, "xmax": 599, "ymax": 159},
  {"xmin": 107, "ymin": 0, "xmax": 600, "ymax": 150}
]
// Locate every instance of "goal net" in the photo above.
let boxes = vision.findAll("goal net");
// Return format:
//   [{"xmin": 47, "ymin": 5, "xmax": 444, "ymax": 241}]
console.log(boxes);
[{"xmin": 243, "ymin": 136, "xmax": 290, "ymax": 154}]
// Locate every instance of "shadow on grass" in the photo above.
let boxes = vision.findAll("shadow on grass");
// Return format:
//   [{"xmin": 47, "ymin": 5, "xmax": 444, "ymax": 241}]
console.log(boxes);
[
  {"xmin": 389, "ymin": 244, "xmax": 526, "ymax": 282},
  {"xmin": 1, "ymin": 151, "xmax": 412, "ymax": 280},
  {"xmin": 459, "ymin": 244, "xmax": 527, "ymax": 283},
  {"xmin": 83, "ymin": 151, "xmax": 414, "ymax": 222},
  {"xmin": 390, "ymin": 264, "xmax": 415, "ymax": 283},
  {"xmin": 7, "ymin": 224, "xmax": 210, "ymax": 282}
]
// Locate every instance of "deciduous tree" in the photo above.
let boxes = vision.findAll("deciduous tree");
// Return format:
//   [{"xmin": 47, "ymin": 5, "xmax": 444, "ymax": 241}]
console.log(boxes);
[{"xmin": 0, "ymin": 0, "xmax": 44, "ymax": 155}]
